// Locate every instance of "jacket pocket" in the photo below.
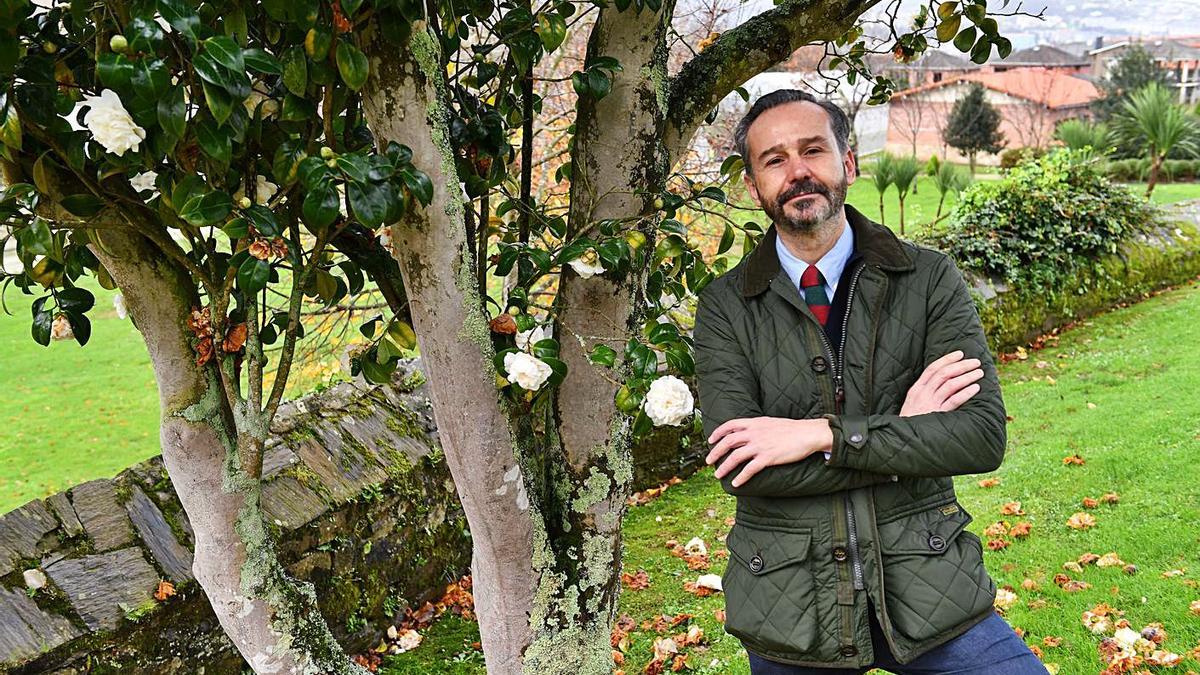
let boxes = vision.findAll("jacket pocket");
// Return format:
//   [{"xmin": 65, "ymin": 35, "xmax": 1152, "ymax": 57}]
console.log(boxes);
[
  {"xmin": 722, "ymin": 521, "xmax": 820, "ymax": 654},
  {"xmin": 876, "ymin": 501, "xmax": 996, "ymax": 644}
]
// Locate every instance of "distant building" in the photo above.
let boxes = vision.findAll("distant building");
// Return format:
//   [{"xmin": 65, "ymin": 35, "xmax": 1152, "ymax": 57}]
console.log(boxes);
[
  {"xmin": 990, "ymin": 45, "xmax": 1090, "ymax": 75},
  {"xmin": 886, "ymin": 67, "xmax": 1101, "ymax": 163},
  {"xmin": 1089, "ymin": 38, "xmax": 1200, "ymax": 103}
]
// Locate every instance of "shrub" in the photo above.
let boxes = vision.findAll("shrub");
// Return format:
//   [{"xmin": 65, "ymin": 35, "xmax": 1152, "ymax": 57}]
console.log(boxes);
[
  {"xmin": 999, "ymin": 147, "xmax": 1048, "ymax": 169},
  {"xmin": 924, "ymin": 149, "xmax": 1155, "ymax": 291}
]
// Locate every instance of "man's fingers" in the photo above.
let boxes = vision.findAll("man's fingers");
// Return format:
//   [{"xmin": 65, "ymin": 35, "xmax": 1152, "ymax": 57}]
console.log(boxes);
[
  {"xmin": 940, "ymin": 383, "xmax": 981, "ymax": 411},
  {"xmin": 708, "ymin": 418, "xmax": 748, "ymax": 445},
  {"xmin": 934, "ymin": 367, "xmax": 984, "ymax": 401},
  {"xmin": 715, "ymin": 447, "xmax": 753, "ymax": 480},
  {"xmin": 730, "ymin": 458, "xmax": 768, "ymax": 488},
  {"xmin": 706, "ymin": 432, "xmax": 748, "ymax": 466},
  {"xmin": 916, "ymin": 350, "xmax": 965, "ymax": 386}
]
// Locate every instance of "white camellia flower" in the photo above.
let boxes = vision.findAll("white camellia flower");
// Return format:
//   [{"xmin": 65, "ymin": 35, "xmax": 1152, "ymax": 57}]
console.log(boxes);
[
  {"xmin": 113, "ymin": 293, "xmax": 128, "ymax": 320},
  {"xmin": 695, "ymin": 574, "xmax": 722, "ymax": 592},
  {"xmin": 643, "ymin": 374, "xmax": 694, "ymax": 426},
  {"xmin": 516, "ymin": 324, "xmax": 549, "ymax": 351},
  {"xmin": 233, "ymin": 175, "xmax": 279, "ymax": 205},
  {"xmin": 568, "ymin": 248, "xmax": 605, "ymax": 279},
  {"xmin": 129, "ymin": 170, "xmax": 157, "ymax": 194},
  {"xmin": 684, "ymin": 537, "xmax": 707, "ymax": 557},
  {"xmin": 82, "ymin": 89, "xmax": 146, "ymax": 156},
  {"xmin": 503, "ymin": 351, "xmax": 553, "ymax": 391},
  {"xmin": 243, "ymin": 83, "xmax": 279, "ymax": 119}
]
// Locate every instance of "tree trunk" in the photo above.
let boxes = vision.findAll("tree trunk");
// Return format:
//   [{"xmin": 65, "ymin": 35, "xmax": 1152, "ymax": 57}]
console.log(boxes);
[
  {"xmin": 90, "ymin": 228, "xmax": 361, "ymax": 674},
  {"xmin": 1146, "ymin": 154, "xmax": 1161, "ymax": 198},
  {"xmin": 359, "ymin": 24, "xmax": 538, "ymax": 674},
  {"xmin": 968, "ymin": 152, "xmax": 977, "ymax": 175}
]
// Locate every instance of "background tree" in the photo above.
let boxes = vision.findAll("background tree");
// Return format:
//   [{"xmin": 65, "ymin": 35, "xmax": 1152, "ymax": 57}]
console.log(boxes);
[
  {"xmin": 1092, "ymin": 44, "xmax": 1174, "ymax": 121},
  {"xmin": 931, "ymin": 160, "xmax": 970, "ymax": 221},
  {"xmin": 1054, "ymin": 118, "xmax": 1113, "ymax": 158},
  {"xmin": 944, "ymin": 82, "xmax": 1006, "ymax": 174},
  {"xmin": 0, "ymin": 0, "xmax": 1024, "ymax": 671},
  {"xmin": 1112, "ymin": 83, "xmax": 1200, "ymax": 197}
]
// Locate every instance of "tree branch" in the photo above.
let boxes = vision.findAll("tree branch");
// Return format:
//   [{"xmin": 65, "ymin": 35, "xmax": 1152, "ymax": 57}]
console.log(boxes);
[{"xmin": 663, "ymin": 0, "xmax": 882, "ymax": 165}]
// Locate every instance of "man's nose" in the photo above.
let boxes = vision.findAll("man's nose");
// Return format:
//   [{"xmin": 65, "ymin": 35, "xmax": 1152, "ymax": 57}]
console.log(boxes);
[{"xmin": 787, "ymin": 156, "xmax": 814, "ymax": 182}]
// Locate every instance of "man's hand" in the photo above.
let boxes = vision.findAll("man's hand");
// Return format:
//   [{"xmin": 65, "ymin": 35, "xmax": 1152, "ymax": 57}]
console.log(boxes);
[
  {"xmin": 705, "ymin": 417, "xmax": 833, "ymax": 488},
  {"xmin": 900, "ymin": 350, "xmax": 984, "ymax": 417}
]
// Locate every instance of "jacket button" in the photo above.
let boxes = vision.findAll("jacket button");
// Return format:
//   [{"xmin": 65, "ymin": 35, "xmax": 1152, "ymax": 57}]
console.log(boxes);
[
  {"xmin": 840, "ymin": 645, "xmax": 858, "ymax": 658},
  {"xmin": 811, "ymin": 356, "xmax": 828, "ymax": 373},
  {"xmin": 928, "ymin": 534, "xmax": 946, "ymax": 551},
  {"xmin": 749, "ymin": 555, "xmax": 764, "ymax": 573},
  {"xmin": 849, "ymin": 433, "xmax": 864, "ymax": 444},
  {"xmin": 832, "ymin": 546, "xmax": 848, "ymax": 562}
]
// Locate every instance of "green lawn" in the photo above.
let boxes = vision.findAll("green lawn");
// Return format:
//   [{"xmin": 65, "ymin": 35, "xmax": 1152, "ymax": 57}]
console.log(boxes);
[
  {"xmin": 0, "ymin": 277, "xmax": 159, "ymax": 511},
  {"xmin": 382, "ymin": 277, "xmax": 1200, "ymax": 674}
]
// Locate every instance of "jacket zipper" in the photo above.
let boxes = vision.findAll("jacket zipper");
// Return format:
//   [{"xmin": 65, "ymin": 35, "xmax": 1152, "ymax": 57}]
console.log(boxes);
[{"xmin": 815, "ymin": 261, "xmax": 868, "ymax": 591}]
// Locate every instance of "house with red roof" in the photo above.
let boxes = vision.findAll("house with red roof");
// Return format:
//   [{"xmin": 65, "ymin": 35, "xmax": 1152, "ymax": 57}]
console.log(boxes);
[{"xmin": 885, "ymin": 66, "xmax": 1101, "ymax": 164}]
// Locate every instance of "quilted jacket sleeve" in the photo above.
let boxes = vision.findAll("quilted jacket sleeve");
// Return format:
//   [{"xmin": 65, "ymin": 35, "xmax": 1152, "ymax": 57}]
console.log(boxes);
[
  {"xmin": 694, "ymin": 283, "xmax": 896, "ymax": 497},
  {"xmin": 823, "ymin": 253, "xmax": 1007, "ymax": 478}
]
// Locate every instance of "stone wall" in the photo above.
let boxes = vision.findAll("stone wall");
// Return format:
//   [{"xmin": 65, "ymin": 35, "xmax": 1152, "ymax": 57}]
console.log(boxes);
[{"xmin": 0, "ymin": 361, "xmax": 706, "ymax": 674}]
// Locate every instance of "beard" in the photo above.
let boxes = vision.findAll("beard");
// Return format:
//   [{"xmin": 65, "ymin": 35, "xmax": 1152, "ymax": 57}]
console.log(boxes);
[{"xmin": 760, "ymin": 173, "xmax": 848, "ymax": 235}]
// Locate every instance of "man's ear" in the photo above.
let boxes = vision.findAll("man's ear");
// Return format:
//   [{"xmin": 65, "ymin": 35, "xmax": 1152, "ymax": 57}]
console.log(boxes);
[
  {"xmin": 843, "ymin": 148, "xmax": 858, "ymax": 187},
  {"xmin": 743, "ymin": 172, "xmax": 762, "ymax": 207}
]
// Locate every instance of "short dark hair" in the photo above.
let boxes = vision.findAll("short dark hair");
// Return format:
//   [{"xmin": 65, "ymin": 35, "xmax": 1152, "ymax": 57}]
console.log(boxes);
[{"xmin": 733, "ymin": 89, "xmax": 852, "ymax": 176}]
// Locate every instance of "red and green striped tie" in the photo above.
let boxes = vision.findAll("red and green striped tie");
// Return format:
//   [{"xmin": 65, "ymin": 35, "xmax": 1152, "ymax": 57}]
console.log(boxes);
[{"xmin": 800, "ymin": 265, "xmax": 830, "ymax": 326}]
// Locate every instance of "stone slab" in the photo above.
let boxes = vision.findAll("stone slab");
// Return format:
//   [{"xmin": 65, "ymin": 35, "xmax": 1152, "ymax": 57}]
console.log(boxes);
[
  {"xmin": 45, "ymin": 492, "xmax": 83, "ymax": 538},
  {"xmin": 70, "ymin": 481, "xmax": 133, "ymax": 552},
  {"xmin": 45, "ymin": 548, "xmax": 158, "ymax": 632},
  {"xmin": 0, "ymin": 585, "xmax": 82, "ymax": 664},
  {"xmin": 125, "ymin": 486, "xmax": 193, "ymax": 582},
  {"xmin": 0, "ymin": 501, "xmax": 58, "ymax": 577}
]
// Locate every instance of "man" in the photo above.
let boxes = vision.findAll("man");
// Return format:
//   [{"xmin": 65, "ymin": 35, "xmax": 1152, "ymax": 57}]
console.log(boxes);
[{"xmin": 693, "ymin": 89, "xmax": 1045, "ymax": 674}]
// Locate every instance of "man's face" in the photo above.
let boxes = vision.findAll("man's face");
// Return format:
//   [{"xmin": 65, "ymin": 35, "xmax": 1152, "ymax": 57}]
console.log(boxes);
[{"xmin": 741, "ymin": 101, "xmax": 857, "ymax": 235}]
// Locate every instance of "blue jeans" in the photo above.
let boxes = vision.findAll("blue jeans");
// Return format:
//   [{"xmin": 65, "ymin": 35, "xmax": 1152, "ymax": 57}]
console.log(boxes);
[{"xmin": 747, "ymin": 608, "xmax": 1047, "ymax": 674}]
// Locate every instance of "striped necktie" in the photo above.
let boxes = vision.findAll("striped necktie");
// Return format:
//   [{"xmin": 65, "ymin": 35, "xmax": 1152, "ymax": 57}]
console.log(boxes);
[{"xmin": 800, "ymin": 265, "xmax": 831, "ymax": 326}]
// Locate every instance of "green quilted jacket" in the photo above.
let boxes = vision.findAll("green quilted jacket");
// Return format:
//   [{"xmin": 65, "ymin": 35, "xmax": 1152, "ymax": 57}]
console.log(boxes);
[{"xmin": 693, "ymin": 204, "xmax": 1007, "ymax": 668}]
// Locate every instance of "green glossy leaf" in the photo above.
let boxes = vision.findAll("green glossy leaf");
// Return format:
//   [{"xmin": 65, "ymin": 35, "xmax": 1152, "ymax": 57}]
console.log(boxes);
[
  {"xmin": 204, "ymin": 35, "xmax": 244, "ymax": 73},
  {"xmin": 953, "ymin": 25, "xmax": 977, "ymax": 53},
  {"xmin": 237, "ymin": 256, "xmax": 270, "ymax": 293},
  {"xmin": 302, "ymin": 184, "xmax": 340, "ymax": 230},
  {"xmin": 335, "ymin": 41, "xmax": 369, "ymax": 91},
  {"xmin": 157, "ymin": 84, "xmax": 187, "ymax": 138},
  {"xmin": 281, "ymin": 46, "xmax": 307, "ymax": 97},
  {"xmin": 96, "ymin": 53, "xmax": 134, "ymax": 90},
  {"xmin": 535, "ymin": 13, "xmax": 567, "ymax": 52},
  {"xmin": 59, "ymin": 194, "xmax": 105, "ymax": 217},
  {"xmin": 157, "ymin": 0, "xmax": 200, "ymax": 46},
  {"xmin": 179, "ymin": 190, "xmax": 232, "ymax": 225},
  {"xmin": 243, "ymin": 204, "xmax": 280, "ymax": 236},
  {"xmin": 347, "ymin": 180, "xmax": 389, "ymax": 227},
  {"xmin": 16, "ymin": 217, "xmax": 52, "ymax": 256},
  {"xmin": 970, "ymin": 36, "xmax": 992, "ymax": 64},
  {"xmin": 126, "ymin": 16, "xmax": 165, "ymax": 53},
  {"xmin": 31, "ymin": 306, "xmax": 53, "ymax": 346},
  {"xmin": 243, "ymin": 48, "xmax": 282, "ymax": 74},
  {"xmin": 57, "ymin": 287, "xmax": 95, "ymax": 313},
  {"xmin": 386, "ymin": 318, "xmax": 417, "ymax": 350},
  {"xmin": 223, "ymin": 217, "xmax": 249, "ymax": 238},
  {"xmin": 195, "ymin": 119, "xmax": 232, "ymax": 166},
  {"xmin": 936, "ymin": 14, "xmax": 961, "ymax": 43},
  {"xmin": 588, "ymin": 344, "xmax": 617, "ymax": 367},
  {"xmin": 202, "ymin": 79, "xmax": 234, "ymax": 125},
  {"xmin": 718, "ymin": 224, "xmax": 735, "ymax": 255}
]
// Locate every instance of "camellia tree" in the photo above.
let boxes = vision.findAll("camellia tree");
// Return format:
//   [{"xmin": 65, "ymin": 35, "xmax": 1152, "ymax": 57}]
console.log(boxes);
[{"xmin": 0, "ymin": 0, "xmax": 1020, "ymax": 671}]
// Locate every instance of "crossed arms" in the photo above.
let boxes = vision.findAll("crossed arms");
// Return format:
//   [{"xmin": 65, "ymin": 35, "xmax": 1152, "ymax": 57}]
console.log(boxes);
[{"xmin": 692, "ymin": 254, "xmax": 1007, "ymax": 498}]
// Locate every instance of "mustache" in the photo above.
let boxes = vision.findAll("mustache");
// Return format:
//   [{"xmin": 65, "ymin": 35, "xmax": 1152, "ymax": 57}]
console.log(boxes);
[{"xmin": 777, "ymin": 180, "xmax": 830, "ymax": 208}]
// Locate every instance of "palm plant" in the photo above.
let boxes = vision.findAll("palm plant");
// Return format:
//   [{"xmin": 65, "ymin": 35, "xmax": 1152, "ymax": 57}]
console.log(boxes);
[
  {"xmin": 932, "ymin": 162, "xmax": 971, "ymax": 221},
  {"xmin": 1112, "ymin": 83, "xmax": 1200, "ymax": 197},
  {"xmin": 890, "ymin": 155, "xmax": 921, "ymax": 235},
  {"xmin": 1054, "ymin": 118, "xmax": 1113, "ymax": 159},
  {"xmin": 869, "ymin": 153, "xmax": 894, "ymax": 226}
]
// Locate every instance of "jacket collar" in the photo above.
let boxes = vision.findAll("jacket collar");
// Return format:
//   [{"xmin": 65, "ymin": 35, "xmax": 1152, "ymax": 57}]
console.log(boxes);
[{"xmin": 741, "ymin": 203, "xmax": 914, "ymax": 297}]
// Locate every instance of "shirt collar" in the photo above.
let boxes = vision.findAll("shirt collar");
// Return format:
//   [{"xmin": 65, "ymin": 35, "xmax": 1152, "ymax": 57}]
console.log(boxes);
[{"xmin": 774, "ymin": 216, "xmax": 855, "ymax": 291}]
